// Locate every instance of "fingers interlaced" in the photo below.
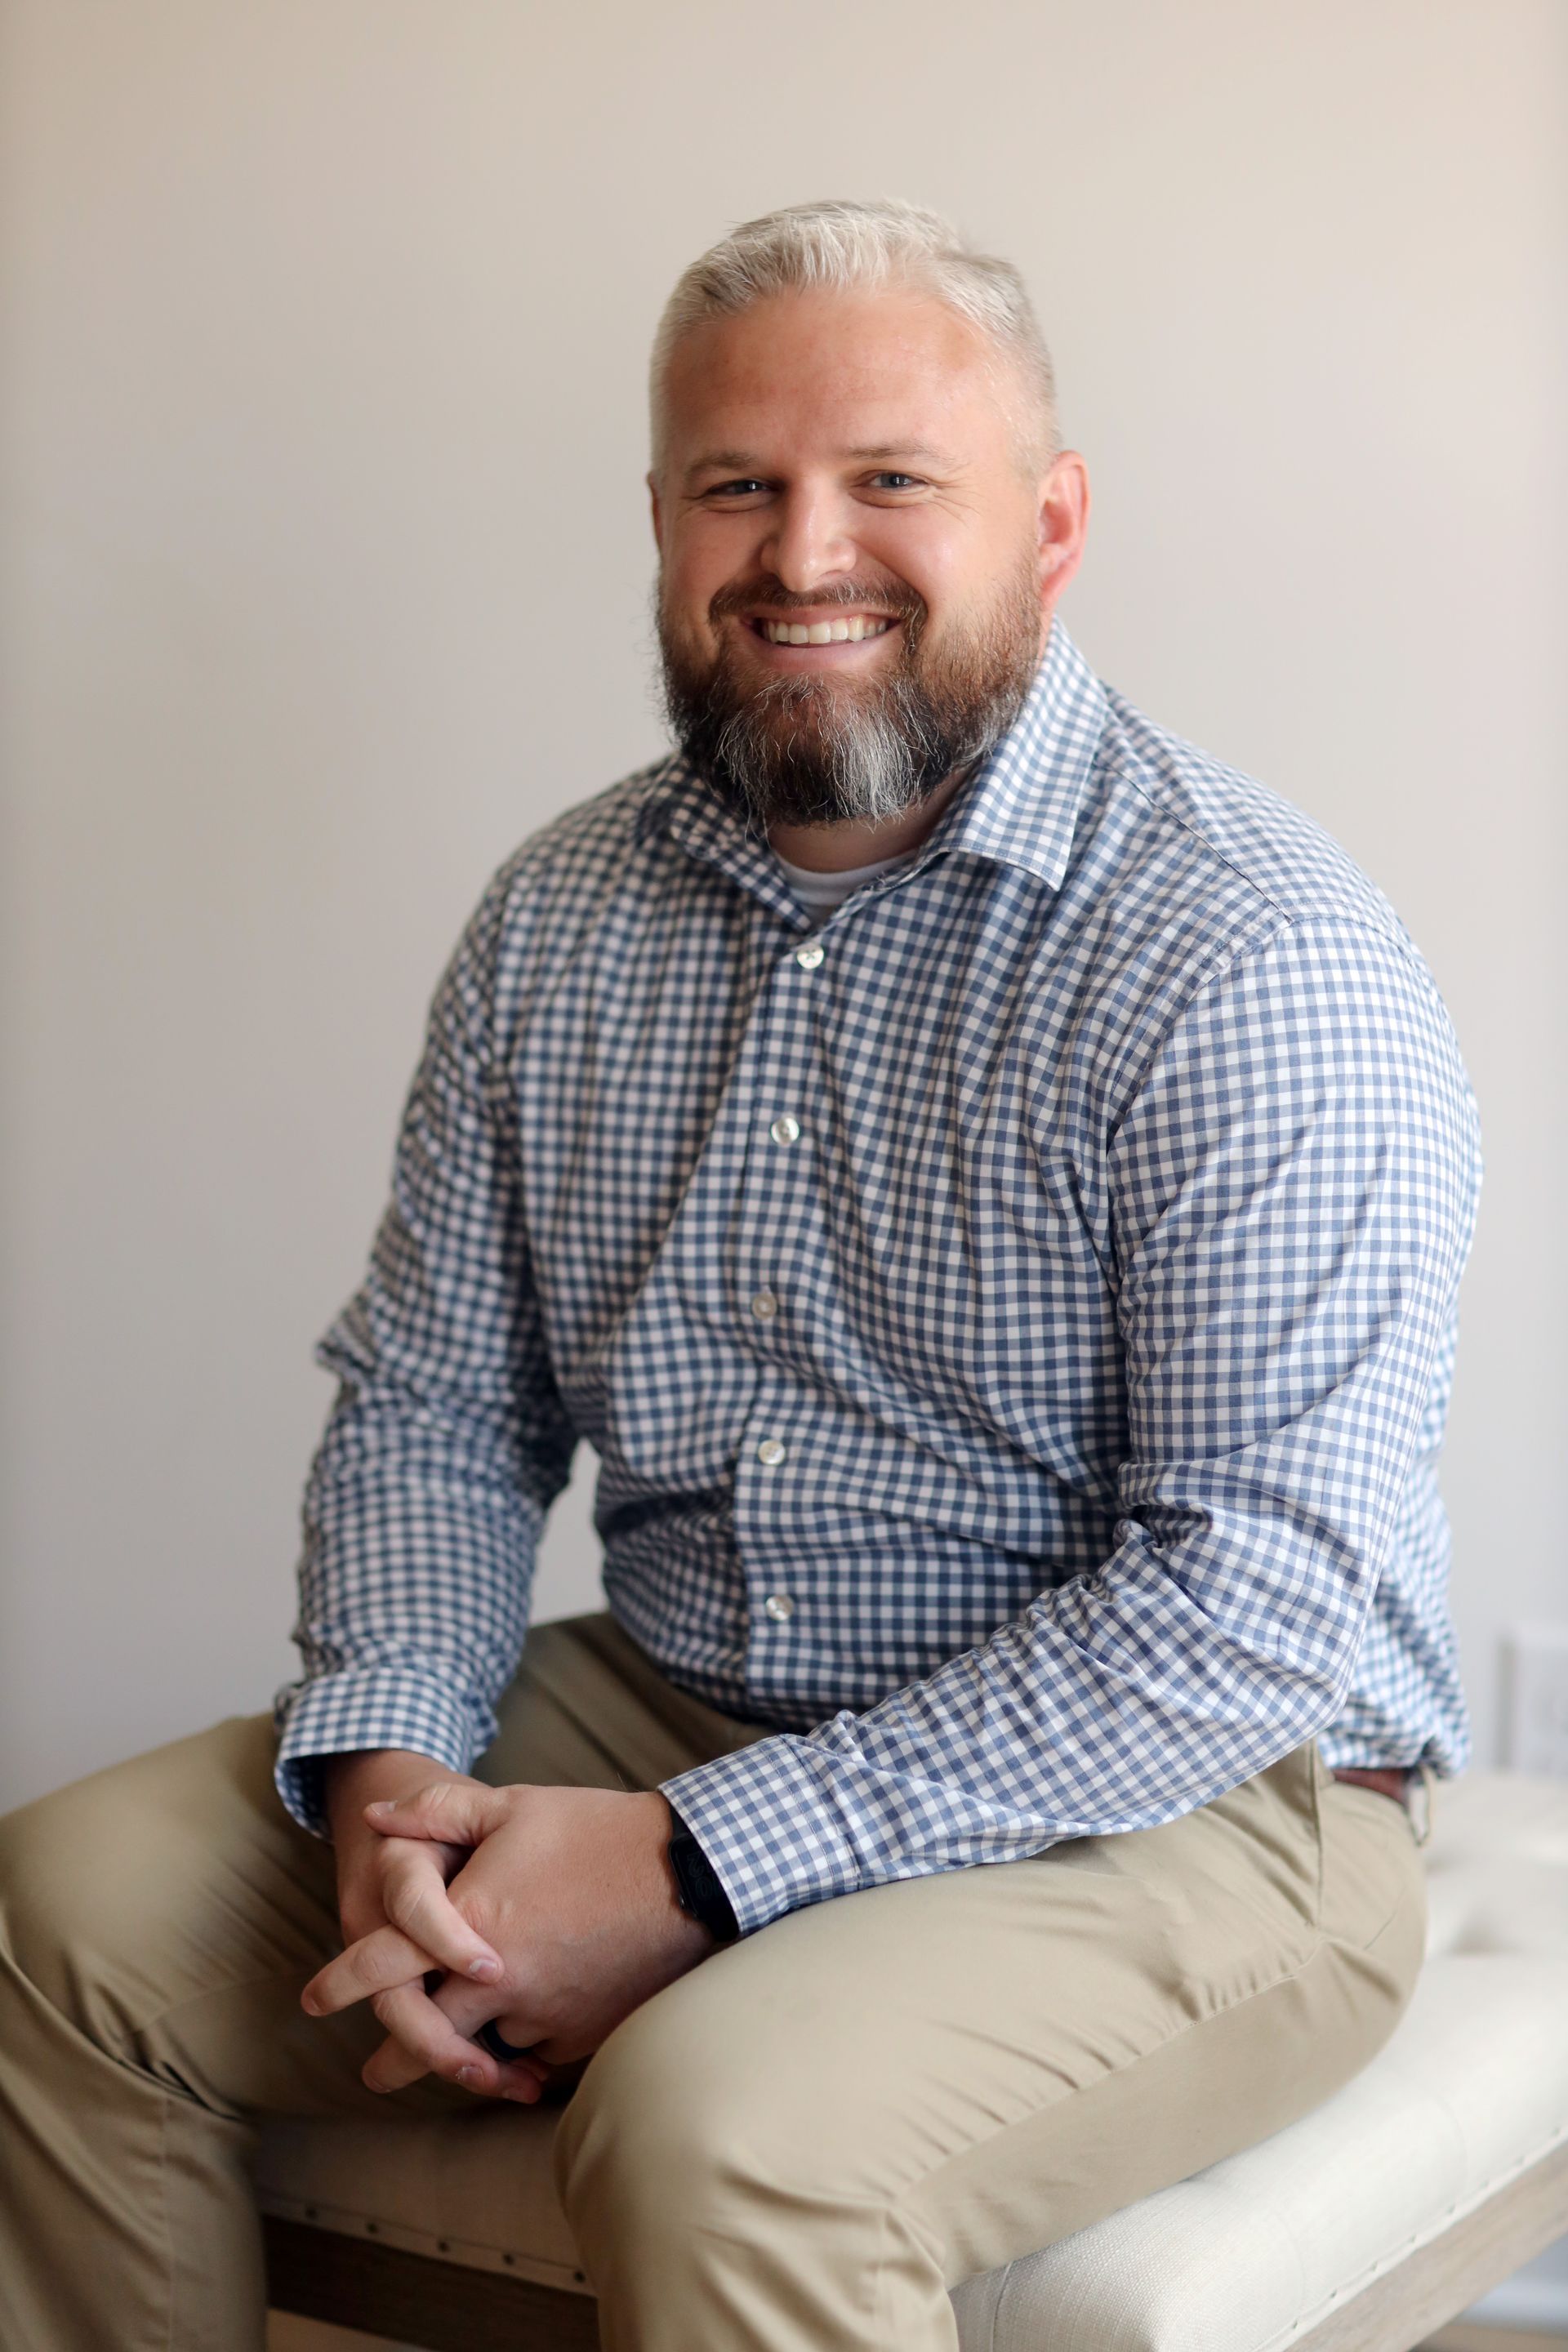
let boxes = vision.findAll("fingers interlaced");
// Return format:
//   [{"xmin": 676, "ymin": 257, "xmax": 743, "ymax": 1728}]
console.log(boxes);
[
  {"xmin": 301, "ymin": 1900, "xmax": 544, "ymax": 2103},
  {"xmin": 302, "ymin": 1782, "xmax": 542, "ymax": 2104},
  {"xmin": 379, "ymin": 1843, "xmax": 501, "ymax": 1984},
  {"xmin": 303, "ymin": 1851, "xmax": 501, "ymax": 2023},
  {"xmin": 363, "ymin": 1981, "xmax": 545, "ymax": 2101},
  {"xmin": 363, "ymin": 1963, "xmax": 548, "ymax": 2100}
]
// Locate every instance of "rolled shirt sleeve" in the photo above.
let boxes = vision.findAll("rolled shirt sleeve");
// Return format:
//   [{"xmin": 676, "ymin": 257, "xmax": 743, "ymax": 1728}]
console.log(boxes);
[
  {"xmin": 662, "ymin": 916, "xmax": 1481, "ymax": 1933},
  {"xmin": 273, "ymin": 874, "xmax": 577, "ymax": 1835}
]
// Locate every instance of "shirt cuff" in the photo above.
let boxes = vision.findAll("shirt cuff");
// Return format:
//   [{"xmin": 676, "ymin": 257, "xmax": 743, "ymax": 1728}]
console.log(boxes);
[
  {"xmin": 273, "ymin": 1669, "xmax": 483, "ymax": 1838},
  {"xmin": 660, "ymin": 1731, "xmax": 875, "ymax": 1934}
]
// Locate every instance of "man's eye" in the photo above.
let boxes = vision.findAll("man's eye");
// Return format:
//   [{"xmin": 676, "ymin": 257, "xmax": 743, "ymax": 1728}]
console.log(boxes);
[
  {"xmin": 706, "ymin": 479, "xmax": 768, "ymax": 499},
  {"xmin": 869, "ymin": 472, "xmax": 920, "ymax": 491}
]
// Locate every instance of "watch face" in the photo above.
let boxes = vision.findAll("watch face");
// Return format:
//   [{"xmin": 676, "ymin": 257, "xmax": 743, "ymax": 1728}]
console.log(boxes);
[
  {"xmin": 669, "ymin": 1827, "xmax": 700, "ymax": 1909},
  {"xmin": 669, "ymin": 1824, "xmax": 737, "ymax": 1940}
]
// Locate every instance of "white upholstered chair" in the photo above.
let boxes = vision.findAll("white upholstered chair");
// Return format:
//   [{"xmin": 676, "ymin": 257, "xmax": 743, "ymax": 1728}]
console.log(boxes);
[{"xmin": 258, "ymin": 1771, "xmax": 1568, "ymax": 2351}]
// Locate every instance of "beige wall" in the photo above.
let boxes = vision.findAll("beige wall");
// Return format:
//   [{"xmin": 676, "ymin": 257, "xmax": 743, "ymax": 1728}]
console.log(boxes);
[{"xmin": 2, "ymin": 0, "xmax": 1564, "ymax": 1811}]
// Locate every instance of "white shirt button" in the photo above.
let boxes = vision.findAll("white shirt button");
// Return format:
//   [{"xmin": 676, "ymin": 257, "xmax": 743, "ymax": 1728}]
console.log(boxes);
[
  {"xmin": 795, "ymin": 942, "xmax": 825, "ymax": 970},
  {"xmin": 770, "ymin": 1115, "xmax": 801, "ymax": 1147},
  {"xmin": 756, "ymin": 1438, "xmax": 787, "ymax": 1467},
  {"xmin": 750, "ymin": 1290, "xmax": 779, "ymax": 1320},
  {"xmin": 763, "ymin": 1592, "xmax": 795, "ymax": 1622}
]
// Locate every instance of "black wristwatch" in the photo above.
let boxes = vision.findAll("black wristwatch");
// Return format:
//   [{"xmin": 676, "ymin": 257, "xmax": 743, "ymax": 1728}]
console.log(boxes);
[{"xmin": 666, "ymin": 1807, "xmax": 741, "ymax": 1944}]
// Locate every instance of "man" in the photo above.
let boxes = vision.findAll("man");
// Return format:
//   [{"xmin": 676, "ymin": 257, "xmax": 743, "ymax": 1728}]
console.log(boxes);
[{"xmin": 0, "ymin": 199, "xmax": 1480, "ymax": 2352}]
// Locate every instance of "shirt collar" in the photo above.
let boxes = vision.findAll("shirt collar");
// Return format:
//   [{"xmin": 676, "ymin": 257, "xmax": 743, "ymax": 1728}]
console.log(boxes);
[{"xmin": 632, "ymin": 621, "xmax": 1108, "ymax": 907}]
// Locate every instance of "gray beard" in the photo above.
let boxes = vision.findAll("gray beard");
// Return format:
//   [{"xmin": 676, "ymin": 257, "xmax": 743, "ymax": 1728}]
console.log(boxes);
[
  {"xmin": 695, "ymin": 668, "xmax": 964, "ymax": 831},
  {"xmin": 657, "ymin": 565, "xmax": 1043, "ymax": 835}
]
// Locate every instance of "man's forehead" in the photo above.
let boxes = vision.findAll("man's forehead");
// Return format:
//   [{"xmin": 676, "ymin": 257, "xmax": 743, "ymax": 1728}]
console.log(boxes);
[{"xmin": 662, "ymin": 287, "xmax": 1005, "ymax": 450}]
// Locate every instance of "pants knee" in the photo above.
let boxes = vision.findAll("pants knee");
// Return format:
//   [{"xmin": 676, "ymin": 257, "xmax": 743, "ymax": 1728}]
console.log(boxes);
[
  {"xmin": 556, "ymin": 1996, "xmax": 741, "ymax": 2240},
  {"xmin": 0, "ymin": 1774, "xmax": 175, "ymax": 2045},
  {"xmin": 0, "ymin": 1717, "xmax": 287, "ymax": 2042},
  {"xmin": 555, "ymin": 1981, "xmax": 893, "ymax": 2265},
  {"xmin": 555, "ymin": 1987, "xmax": 945, "ymax": 2347}
]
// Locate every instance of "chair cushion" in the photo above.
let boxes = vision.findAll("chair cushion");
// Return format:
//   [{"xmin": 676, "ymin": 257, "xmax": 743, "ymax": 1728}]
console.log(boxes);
[{"xmin": 256, "ymin": 1771, "xmax": 1568, "ymax": 2349}]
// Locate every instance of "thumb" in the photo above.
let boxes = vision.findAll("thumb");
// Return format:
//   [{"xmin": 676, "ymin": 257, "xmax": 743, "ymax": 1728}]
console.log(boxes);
[{"xmin": 366, "ymin": 1780, "xmax": 509, "ymax": 1846}]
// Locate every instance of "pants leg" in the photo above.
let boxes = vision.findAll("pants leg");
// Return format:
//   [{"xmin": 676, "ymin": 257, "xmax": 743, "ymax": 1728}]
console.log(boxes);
[
  {"xmin": 555, "ymin": 1744, "xmax": 1428, "ymax": 2352},
  {"xmin": 0, "ymin": 1715, "xmax": 365, "ymax": 2352},
  {"xmin": 0, "ymin": 1623, "xmax": 1427, "ymax": 2352},
  {"xmin": 0, "ymin": 1613, "xmax": 765, "ymax": 2352}
]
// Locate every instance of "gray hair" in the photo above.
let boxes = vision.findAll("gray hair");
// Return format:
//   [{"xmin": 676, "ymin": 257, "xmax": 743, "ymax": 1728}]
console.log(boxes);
[{"xmin": 649, "ymin": 198, "xmax": 1059, "ymax": 474}]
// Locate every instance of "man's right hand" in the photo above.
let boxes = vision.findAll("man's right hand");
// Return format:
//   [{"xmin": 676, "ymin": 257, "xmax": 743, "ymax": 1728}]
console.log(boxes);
[{"xmin": 314, "ymin": 1748, "xmax": 545, "ymax": 2103}]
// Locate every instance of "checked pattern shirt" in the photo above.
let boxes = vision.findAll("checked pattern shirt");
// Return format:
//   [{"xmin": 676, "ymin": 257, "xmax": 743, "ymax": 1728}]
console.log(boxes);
[{"xmin": 274, "ymin": 624, "xmax": 1481, "ymax": 1934}]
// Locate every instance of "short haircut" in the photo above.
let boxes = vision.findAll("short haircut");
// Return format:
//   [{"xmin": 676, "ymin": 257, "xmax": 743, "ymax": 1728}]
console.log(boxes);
[{"xmin": 649, "ymin": 198, "xmax": 1059, "ymax": 474}]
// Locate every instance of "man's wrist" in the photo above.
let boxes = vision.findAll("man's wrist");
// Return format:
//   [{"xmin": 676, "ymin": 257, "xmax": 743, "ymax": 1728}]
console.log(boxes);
[{"xmin": 321, "ymin": 1748, "xmax": 447, "ymax": 1841}]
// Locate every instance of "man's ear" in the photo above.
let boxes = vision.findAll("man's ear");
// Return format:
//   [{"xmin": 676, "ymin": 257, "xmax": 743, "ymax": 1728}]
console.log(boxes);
[
  {"xmin": 1036, "ymin": 451, "xmax": 1090, "ymax": 611},
  {"xmin": 648, "ymin": 470, "xmax": 664, "ymax": 555}
]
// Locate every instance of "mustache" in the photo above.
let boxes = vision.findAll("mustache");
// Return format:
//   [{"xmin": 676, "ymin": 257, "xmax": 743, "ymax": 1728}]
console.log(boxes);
[{"xmin": 706, "ymin": 578, "xmax": 927, "ymax": 630}]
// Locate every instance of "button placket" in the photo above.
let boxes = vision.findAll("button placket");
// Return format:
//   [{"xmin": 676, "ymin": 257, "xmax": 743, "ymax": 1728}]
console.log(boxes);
[{"xmin": 731, "ymin": 906, "xmax": 826, "ymax": 1688}]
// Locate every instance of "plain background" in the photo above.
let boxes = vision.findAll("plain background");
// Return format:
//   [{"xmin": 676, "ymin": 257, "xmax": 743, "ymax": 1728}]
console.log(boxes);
[
  {"xmin": 2, "ymin": 2, "xmax": 1564, "ymax": 1823},
  {"xmin": 4, "ymin": 4, "xmax": 1566, "ymax": 2340}
]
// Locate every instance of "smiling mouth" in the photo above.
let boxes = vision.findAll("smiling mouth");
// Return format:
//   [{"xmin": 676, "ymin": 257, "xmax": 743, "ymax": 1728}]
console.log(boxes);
[{"xmin": 748, "ymin": 614, "xmax": 897, "ymax": 647}]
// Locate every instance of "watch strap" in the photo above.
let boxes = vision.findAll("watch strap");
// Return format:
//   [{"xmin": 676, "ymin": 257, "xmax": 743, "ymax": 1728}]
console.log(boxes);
[{"xmin": 666, "ymin": 1807, "xmax": 741, "ymax": 1944}]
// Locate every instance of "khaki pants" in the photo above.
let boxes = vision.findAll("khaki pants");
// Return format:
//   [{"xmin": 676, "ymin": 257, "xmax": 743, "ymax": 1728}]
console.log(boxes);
[{"xmin": 0, "ymin": 1613, "xmax": 1427, "ymax": 2352}]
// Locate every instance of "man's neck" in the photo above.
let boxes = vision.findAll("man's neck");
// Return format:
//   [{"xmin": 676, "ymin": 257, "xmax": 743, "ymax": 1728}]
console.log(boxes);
[{"xmin": 766, "ymin": 764, "xmax": 972, "ymax": 875}]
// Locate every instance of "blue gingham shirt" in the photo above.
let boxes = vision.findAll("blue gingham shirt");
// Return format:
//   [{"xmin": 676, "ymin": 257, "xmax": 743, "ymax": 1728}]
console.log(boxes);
[{"xmin": 275, "ymin": 625, "xmax": 1481, "ymax": 1934}]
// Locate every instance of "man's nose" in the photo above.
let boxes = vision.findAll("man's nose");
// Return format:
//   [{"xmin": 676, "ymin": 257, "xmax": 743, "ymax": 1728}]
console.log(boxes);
[{"xmin": 758, "ymin": 488, "xmax": 858, "ymax": 594}]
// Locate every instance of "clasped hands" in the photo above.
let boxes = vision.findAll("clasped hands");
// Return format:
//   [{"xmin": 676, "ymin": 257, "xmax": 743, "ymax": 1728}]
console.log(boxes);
[{"xmin": 301, "ymin": 1752, "xmax": 714, "ymax": 2105}]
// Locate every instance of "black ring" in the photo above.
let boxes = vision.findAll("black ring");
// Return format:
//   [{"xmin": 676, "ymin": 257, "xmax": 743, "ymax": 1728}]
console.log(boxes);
[{"xmin": 476, "ymin": 2017, "xmax": 537, "ymax": 2065}]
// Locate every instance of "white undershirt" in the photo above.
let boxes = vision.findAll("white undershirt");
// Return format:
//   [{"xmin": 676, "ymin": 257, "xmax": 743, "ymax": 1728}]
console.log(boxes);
[{"xmin": 773, "ymin": 846, "xmax": 912, "ymax": 915}]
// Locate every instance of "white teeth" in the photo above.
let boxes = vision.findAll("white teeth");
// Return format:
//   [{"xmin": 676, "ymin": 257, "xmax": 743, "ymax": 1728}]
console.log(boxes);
[{"xmin": 759, "ymin": 615, "xmax": 893, "ymax": 645}]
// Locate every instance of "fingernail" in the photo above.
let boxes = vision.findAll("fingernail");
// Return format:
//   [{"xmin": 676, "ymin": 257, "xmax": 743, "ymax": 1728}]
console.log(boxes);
[
  {"xmin": 300, "ymin": 1993, "xmax": 319, "ymax": 2016},
  {"xmin": 457, "ymin": 2064, "xmax": 483, "ymax": 2088},
  {"xmin": 466, "ymin": 1955, "xmax": 501, "ymax": 1982},
  {"xmin": 366, "ymin": 1799, "xmax": 394, "ymax": 1814}
]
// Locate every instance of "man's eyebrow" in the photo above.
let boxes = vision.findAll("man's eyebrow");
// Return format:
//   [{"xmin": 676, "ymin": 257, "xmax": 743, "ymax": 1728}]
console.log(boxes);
[
  {"xmin": 683, "ymin": 450, "xmax": 766, "ymax": 482},
  {"xmin": 841, "ymin": 442, "xmax": 951, "ymax": 464},
  {"xmin": 683, "ymin": 440, "xmax": 955, "ymax": 483}
]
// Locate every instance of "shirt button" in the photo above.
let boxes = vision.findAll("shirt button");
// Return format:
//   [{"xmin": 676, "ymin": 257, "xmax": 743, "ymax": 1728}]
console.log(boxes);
[
  {"xmin": 750, "ymin": 1290, "xmax": 779, "ymax": 1319},
  {"xmin": 756, "ymin": 1438, "xmax": 787, "ymax": 1467},
  {"xmin": 763, "ymin": 1592, "xmax": 795, "ymax": 1622},
  {"xmin": 770, "ymin": 1115, "xmax": 801, "ymax": 1147},
  {"xmin": 795, "ymin": 942, "xmax": 825, "ymax": 970}
]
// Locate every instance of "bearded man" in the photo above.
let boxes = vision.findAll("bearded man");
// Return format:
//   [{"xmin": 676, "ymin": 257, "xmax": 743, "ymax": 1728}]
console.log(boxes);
[{"xmin": 0, "ymin": 201, "xmax": 1480, "ymax": 2352}]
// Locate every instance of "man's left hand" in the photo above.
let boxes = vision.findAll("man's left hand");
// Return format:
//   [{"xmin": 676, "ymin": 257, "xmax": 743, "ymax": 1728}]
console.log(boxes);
[{"xmin": 301, "ymin": 1783, "xmax": 715, "ymax": 2092}]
